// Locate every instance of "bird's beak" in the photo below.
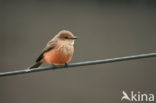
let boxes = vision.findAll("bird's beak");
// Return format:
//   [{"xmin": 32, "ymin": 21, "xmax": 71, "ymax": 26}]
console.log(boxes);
[
  {"xmin": 68, "ymin": 36, "xmax": 78, "ymax": 39},
  {"xmin": 72, "ymin": 36, "xmax": 78, "ymax": 39},
  {"xmin": 67, "ymin": 36, "xmax": 78, "ymax": 39}
]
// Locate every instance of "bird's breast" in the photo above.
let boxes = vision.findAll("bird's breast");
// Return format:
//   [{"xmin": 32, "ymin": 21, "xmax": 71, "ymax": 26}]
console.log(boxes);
[{"xmin": 43, "ymin": 45, "xmax": 74, "ymax": 65}]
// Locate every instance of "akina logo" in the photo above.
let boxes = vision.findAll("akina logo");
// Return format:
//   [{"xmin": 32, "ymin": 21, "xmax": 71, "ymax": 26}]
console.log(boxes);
[{"xmin": 121, "ymin": 91, "xmax": 155, "ymax": 102}]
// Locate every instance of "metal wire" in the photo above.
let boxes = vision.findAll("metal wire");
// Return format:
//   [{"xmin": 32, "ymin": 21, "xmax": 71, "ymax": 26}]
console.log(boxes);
[{"xmin": 0, "ymin": 53, "xmax": 156, "ymax": 77}]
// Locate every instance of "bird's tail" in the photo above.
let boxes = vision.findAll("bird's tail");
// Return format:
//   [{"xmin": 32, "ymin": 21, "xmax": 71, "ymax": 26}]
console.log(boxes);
[{"xmin": 29, "ymin": 62, "xmax": 42, "ymax": 69}]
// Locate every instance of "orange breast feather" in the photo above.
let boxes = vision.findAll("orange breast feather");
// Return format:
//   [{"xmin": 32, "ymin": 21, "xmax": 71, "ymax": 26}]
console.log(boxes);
[{"xmin": 43, "ymin": 48, "xmax": 73, "ymax": 65}]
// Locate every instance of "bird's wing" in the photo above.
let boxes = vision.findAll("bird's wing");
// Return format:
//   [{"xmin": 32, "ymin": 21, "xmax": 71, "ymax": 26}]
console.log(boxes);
[{"xmin": 36, "ymin": 40, "xmax": 57, "ymax": 62}]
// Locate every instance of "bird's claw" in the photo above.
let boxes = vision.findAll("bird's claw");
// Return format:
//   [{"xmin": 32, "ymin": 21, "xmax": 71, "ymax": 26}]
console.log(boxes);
[{"xmin": 65, "ymin": 63, "xmax": 68, "ymax": 68}]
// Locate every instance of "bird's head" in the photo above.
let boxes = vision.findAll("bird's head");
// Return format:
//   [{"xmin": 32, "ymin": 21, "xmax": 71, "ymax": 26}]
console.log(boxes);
[{"xmin": 56, "ymin": 30, "xmax": 77, "ymax": 45}]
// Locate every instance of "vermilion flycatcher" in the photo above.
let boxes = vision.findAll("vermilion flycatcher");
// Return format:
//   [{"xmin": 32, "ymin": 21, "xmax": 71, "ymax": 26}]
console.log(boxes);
[{"xmin": 29, "ymin": 30, "xmax": 77, "ymax": 69}]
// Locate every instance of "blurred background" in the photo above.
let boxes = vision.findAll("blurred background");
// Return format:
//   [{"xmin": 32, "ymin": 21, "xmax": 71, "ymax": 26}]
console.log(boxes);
[{"xmin": 0, "ymin": 0, "xmax": 156, "ymax": 103}]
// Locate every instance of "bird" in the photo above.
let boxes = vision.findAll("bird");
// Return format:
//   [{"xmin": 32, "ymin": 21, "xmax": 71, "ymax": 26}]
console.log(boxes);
[{"xmin": 29, "ymin": 30, "xmax": 77, "ymax": 69}]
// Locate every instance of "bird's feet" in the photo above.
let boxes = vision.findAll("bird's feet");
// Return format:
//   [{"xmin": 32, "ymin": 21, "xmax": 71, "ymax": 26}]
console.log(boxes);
[
  {"xmin": 65, "ymin": 63, "xmax": 68, "ymax": 68},
  {"xmin": 51, "ymin": 64, "xmax": 57, "ymax": 69}
]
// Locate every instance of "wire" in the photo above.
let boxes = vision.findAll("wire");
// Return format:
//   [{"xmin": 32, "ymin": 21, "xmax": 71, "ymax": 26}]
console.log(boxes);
[{"xmin": 0, "ymin": 53, "xmax": 156, "ymax": 77}]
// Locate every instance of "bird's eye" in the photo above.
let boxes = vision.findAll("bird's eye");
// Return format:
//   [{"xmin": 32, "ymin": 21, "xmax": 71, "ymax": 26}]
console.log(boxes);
[{"xmin": 64, "ymin": 36, "xmax": 68, "ymax": 39}]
